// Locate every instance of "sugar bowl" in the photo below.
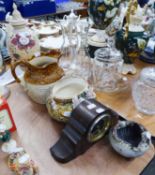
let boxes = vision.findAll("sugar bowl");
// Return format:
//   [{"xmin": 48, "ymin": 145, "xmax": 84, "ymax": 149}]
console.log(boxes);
[{"xmin": 46, "ymin": 77, "xmax": 96, "ymax": 122}]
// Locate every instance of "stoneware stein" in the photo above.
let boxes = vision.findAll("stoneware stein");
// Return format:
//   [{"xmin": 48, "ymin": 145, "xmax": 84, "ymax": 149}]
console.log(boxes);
[
  {"xmin": 109, "ymin": 120, "xmax": 151, "ymax": 158},
  {"xmin": 11, "ymin": 56, "xmax": 64, "ymax": 104},
  {"xmin": 46, "ymin": 77, "xmax": 96, "ymax": 122}
]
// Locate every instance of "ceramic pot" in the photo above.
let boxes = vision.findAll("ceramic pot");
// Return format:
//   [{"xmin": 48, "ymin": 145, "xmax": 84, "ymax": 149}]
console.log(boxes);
[
  {"xmin": 46, "ymin": 77, "xmax": 96, "ymax": 122},
  {"xmin": 11, "ymin": 57, "xmax": 64, "ymax": 104},
  {"xmin": 109, "ymin": 120, "xmax": 151, "ymax": 158}
]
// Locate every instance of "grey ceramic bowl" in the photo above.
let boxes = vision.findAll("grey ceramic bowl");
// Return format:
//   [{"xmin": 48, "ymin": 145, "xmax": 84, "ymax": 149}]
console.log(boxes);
[{"xmin": 109, "ymin": 120, "xmax": 151, "ymax": 158}]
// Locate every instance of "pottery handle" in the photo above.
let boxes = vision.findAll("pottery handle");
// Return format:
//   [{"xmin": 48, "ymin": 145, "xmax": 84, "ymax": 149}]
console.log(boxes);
[{"xmin": 11, "ymin": 60, "xmax": 32, "ymax": 83}]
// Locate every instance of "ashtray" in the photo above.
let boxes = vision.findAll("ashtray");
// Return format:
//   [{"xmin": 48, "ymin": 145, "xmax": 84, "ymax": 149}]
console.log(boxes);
[{"xmin": 109, "ymin": 120, "xmax": 151, "ymax": 158}]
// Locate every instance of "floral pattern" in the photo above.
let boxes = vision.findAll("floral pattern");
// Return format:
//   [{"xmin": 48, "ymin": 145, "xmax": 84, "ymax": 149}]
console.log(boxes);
[{"xmin": 11, "ymin": 34, "xmax": 35, "ymax": 50}]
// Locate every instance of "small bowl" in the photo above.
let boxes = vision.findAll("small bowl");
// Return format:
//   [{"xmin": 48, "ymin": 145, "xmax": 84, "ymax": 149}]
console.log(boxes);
[{"xmin": 109, "ymin": 120, "xmax": 151, "ymax": 158}]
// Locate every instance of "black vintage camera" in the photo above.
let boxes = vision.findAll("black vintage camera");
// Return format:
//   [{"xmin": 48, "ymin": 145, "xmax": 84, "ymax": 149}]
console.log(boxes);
[{"xmin": 50, "ymin": 99, "xmax": 119, "ymax": 163}]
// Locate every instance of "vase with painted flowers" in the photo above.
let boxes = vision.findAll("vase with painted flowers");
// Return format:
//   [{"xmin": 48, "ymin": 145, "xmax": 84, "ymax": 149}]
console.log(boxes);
[{"xmin": 6, "ymin": 4, "xmax": 40, "ymax": 61}]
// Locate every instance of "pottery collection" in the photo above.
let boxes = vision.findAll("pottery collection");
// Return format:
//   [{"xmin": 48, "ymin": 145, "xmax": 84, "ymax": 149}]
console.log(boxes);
[{"xmin": 0, "ymin": 0, "xmax": 154, "ymax": 167}]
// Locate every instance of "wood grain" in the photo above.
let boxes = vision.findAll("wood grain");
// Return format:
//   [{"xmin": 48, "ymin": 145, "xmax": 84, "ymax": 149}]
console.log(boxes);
[{"xmin": 0, "ymin": 59, "xmax": 155, "ymax": 175}]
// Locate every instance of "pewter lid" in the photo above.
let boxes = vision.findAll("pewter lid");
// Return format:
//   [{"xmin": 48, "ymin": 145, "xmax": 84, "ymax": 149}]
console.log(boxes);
[{"xmin": 140, "ymin": 67, "xmax": 155, "ymax": 87}]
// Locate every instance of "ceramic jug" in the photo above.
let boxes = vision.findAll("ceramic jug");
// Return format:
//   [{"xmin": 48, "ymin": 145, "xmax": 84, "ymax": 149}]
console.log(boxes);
[
  {"xmin": 11, "ymin": 57, "xmax": 64, "ymax": 104},
  {"xmin": 6, "ymin": 4, "xmax": 40, "ymax": 61}
]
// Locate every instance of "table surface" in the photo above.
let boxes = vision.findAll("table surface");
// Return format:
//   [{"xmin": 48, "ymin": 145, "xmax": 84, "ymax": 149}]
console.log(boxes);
[{"xmin": 1, "ymin": 59, "xmax": 155, "ymax": 175}]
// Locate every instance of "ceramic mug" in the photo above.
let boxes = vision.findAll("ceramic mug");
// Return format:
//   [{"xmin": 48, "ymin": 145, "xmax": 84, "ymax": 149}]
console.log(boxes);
[{"xmin": 46, "ymin": 77, "xmax": 96, "ymax": 122}]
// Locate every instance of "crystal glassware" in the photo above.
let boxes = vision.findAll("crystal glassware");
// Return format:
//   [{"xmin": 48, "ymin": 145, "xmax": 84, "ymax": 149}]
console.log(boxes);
[
  {"xmin": 93, "ymin": 47, "xmax": 128, "ymax": 93},
  {"xmin": 132, "ymin": 67, "xmax": 155, "ymax": 115}
]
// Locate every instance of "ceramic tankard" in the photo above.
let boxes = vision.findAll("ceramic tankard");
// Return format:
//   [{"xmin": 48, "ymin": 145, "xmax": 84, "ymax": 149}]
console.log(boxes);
[
  {"xmin": 46, "ymin": 77, "xmax": 96, "ymax": 122},
  {"xmin": 11, "ymin": 57, "xmax": 64, "ymax": 104}
]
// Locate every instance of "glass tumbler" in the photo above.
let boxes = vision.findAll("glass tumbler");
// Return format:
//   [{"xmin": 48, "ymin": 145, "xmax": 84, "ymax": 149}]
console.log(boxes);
[
  {"xmin": 132, "ymin": 67, "xmax": 155, "ymax": 115},
  {"xmin": 93, "ymin": 47, "xmax": 127, "ymax": 92}
]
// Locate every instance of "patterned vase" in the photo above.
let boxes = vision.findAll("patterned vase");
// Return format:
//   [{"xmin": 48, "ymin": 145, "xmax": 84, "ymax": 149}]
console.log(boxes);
[
  {"xmin": 6, "ymin": 4, "xmax": 40, "ymax": 61},
  {"xmin": 88, "ymin": 0, "xmax": 122, "ymax": 30}
]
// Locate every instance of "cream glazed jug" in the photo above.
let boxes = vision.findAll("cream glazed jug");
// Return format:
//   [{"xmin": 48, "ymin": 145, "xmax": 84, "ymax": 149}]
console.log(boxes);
[{"xmin": 6, "ymin": 4, "xmax": 40, "ymax": 61}]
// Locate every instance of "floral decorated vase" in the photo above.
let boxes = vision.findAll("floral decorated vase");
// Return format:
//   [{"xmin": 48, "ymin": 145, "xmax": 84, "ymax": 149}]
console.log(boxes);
[
  {"xmin": 46, "ymin": 77, "xmax": 96, "ymax": 123},
  {"xmin": 88, "ymin": 0, "xmax": 122, "ymax": 30},
  {"xmin": 6, "ymin": 4, "xmax": 40, "ymax": 61}
]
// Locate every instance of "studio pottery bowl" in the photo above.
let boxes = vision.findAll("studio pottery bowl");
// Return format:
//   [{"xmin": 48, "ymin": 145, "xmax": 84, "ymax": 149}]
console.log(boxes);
[
  {"xmin": 109, "ymin": 120, "xmax": 151, "ymax": 158},
  {"xmin": 46, "ymin": 77, "xmax": 96, "ymax": 122},
  {"xmin": 11, "ymin": 56, "xmax": 64, "ymax": 104}
]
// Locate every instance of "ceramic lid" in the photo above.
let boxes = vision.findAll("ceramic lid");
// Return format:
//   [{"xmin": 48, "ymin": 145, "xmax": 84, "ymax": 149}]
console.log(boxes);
[
  {"xmin": 6, "ymin": 3, "xmax": 27, "ymax": 27},
  {"xmin": 140, "ymin": 67, "xmax": 155, "ymax": 87}
]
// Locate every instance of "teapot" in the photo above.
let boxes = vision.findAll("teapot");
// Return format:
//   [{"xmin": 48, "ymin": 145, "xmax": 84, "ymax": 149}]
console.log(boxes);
[
  {"xmin": 11, "ymin": 57, "xmax": 64, "ymax": 104},
  {"xmin": 63, "ymin": 9, "xmax": 81, "ymax": 31},
  {"xmin": 63, "ymin": 9, "xmax": 81, "ymax": 24}
]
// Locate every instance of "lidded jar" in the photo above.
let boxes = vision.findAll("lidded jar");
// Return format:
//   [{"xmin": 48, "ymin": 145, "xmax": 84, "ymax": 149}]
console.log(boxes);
[
  {"xmin": 132, "ymin": 67, "xmax": 155, "ymax": 115},
  {"xmin": 93, "ymin": 47, "xmax": 127, "ymax": 93},
  {"xmin": 6, "ymin": 4, "xmax": 40, "ymax": 61}
]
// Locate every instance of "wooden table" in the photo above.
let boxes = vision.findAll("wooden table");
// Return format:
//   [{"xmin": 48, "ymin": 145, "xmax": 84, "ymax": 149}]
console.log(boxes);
[{"xmin": 1, "ymin": 59, "xmax": 155, "ymax": 175}]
